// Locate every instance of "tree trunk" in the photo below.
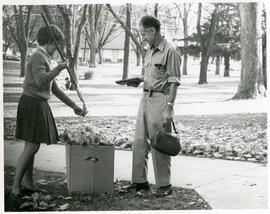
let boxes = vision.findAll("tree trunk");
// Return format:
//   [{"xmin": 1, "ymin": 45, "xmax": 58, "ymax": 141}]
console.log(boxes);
[
  {"xmin": 98, "ymin": 51, "xmax": 103, "ymax": 64},
  {"xmin": 154, "ymin": 3, "xmax": 158, "ymax": 17},
  {"xmin": 83, "ymin": 34, "xmax": 87, "ymax": 61},
  {"xmin": 223, "ymin": 53, "xmax": 230, "ymax": 77},
  {"xmin": 199, "ymin": 55, "xmax": 208, "ymax": 84},
  {"xmin": 89, "ymin": 5, "xmax": 97, "ymax": 67},
  {"xmin": 69, "ymin": 60, "xmax": 79, "ymax": 91},
  {"xmin": 262, "ymin": 32, "xmax": 266, "ymax": 89},
  {"xmin": 215, "ymin": 55, "xmax": 220, "ymax": 75},
  {"xmin": 183, "ymin": 54, "xmax": 188, "ymax": 75},
  {"xmin": 197, "ymin": 4, "xmax": 219, "ymax": 84},
  {"xmin": 182, "ymin": 17, "xmax": 188, "ymax": 75},
  {"xmin": 20, "ymin": 47, "xmax": 27, "ymax": 77},
  {"xmin": 123, "ymin": 4, "xmax": 131, "ymax": 79},
  {"xmin": 9, "ymin": 5, "xmax": 32, "ymax": 77},
  {"xmin": 233, "ymin": 3, "xmax": 266, "ymax": 99},
  {"xmin": 136, "ymin": 49, "xmax": 141, "ymax": 66}
]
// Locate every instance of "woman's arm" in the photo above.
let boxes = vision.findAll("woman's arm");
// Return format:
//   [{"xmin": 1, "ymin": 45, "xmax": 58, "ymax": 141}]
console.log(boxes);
[
  {"xmin": 51, "ymin": 81, "xmax": 87, "ymax": 116},
  {"xmin": 51, "ymin": 80, "xmax": 76, "ymax": 108},
  {"xmin": 32, "ymin": 53, "xmax": 67, "ymax": 87}
]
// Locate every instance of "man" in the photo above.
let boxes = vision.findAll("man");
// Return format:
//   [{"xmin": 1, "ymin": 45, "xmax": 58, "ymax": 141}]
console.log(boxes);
[{"xmin": 127, "ymin": 15, "xmax": 181, "ymax": 196}]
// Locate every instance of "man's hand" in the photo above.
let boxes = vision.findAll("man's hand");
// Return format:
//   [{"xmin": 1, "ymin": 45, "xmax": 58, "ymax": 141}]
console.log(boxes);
[
  {"xmin": 127, "ymin": 78, "xmax": 143, "ymax": 88},
  {"xmin": 162, "ymin": 105, "xmax": 174, "ymax": 129}
]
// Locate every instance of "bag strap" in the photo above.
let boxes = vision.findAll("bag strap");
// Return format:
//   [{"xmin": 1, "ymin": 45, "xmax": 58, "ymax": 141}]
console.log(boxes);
[{"xmin": 172, "ymin": 120, "xmax": 178, "ymax": 134}]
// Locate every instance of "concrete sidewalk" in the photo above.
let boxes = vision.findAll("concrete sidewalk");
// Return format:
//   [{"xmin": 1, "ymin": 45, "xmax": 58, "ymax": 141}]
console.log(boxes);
[{"xmin": 4, "ymin": 140, "xmax": 268, "ymax": 209}]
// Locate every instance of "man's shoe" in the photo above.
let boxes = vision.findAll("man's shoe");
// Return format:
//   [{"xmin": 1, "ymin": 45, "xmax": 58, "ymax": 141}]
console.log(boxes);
[
  {"xmin": 126, "ymin": 182, "xmax": 150, "ymax": 192},
  {"xmin": 154, "ymin": 184, "xmax": 172, "ymax": 197}
]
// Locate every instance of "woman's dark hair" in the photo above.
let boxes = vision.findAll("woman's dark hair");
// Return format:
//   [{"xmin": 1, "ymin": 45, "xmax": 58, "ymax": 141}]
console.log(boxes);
[
  {"xmin": 37, "ymin": 24, "xmax": 64, "ymax": 46},
  {"xmin": 140, "ymin": 15, "xmax": 161, "ymax": 32}
]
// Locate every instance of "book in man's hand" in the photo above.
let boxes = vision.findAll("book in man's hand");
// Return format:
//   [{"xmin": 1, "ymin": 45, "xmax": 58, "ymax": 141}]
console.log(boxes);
[{"xmin": 115, "ymin": 77, "xmax": 143, "ymax": 85}]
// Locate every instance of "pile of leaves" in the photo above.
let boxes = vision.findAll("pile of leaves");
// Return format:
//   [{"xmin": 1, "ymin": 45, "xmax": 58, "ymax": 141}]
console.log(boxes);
[
  {"xmin": 4, "ymin": 113, "xmax": 267, "ymax": 163},
  {"xmin": 59, "ymin": 124, "xmax": 113, "ymax": 146},
  {"xmin": 4, "ymin": 166, "xmax": 211, "ymax": 211}
]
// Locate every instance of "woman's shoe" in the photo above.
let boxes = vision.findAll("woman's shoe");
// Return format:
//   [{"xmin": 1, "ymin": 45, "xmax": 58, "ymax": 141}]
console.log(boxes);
[{"xmin": 21, "ymin": 186, "xmax": 38, "ymax": 195}]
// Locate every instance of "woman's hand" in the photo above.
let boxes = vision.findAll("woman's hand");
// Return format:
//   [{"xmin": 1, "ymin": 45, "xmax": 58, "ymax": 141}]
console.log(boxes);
[
  {"xmin": 56, "ymin": 61, "xmax": 68, "ymax": 73},
  {"xmin": 73, "ymin": 104, "xmax": 88, "ymax": 117}
]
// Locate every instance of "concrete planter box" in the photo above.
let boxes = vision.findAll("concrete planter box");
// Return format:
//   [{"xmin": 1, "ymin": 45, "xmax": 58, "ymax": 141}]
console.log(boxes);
[{"xmin": 65, "ymin": 144, "xmax": 114, "ymax": 194}]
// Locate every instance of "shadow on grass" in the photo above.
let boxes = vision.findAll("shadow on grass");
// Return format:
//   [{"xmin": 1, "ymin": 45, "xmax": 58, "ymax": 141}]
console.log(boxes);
[{"xmin": 4, "ymin": 165, "xmax": 211, "ymax": 211}]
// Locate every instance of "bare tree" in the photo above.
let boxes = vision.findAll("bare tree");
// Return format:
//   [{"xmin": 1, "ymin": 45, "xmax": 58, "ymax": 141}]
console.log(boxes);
[
  {"xmin": 106, "ymin": 4, "xmax": 146, "ymax": 74},
  {"xmin": 4, "ymin": 5, "xmax": 33, "ymax": 77},
  {"xmin": 131, "ymin": 28, "xmax": 143, "ymax": 66},
  {"xmin": 2, "ymin": 8, "xmax": 15, "ymax": 59},
  {"xmin": 57, "ymin": 4, "xmax": 88, "ymax": 89},
  {"xmin": 175, "ymin": 3, "xmax": 192, "ymax": 75},
  {"xmin": 88, "ymin": 4, "xmax": 98, "ymax": 67},
  {"xmin": 84, "ymin": 5, "xmax": 121, "ymax": 66},
  {"xmin": 197, "ymin": 3, "xmax": 219, "ymax": 84},
  {"xmin": 106, "ymin": 4, "xmax": 143, "ymax": 55},
  {"xmin": 123, "ymin": 4, "xmax": 131, "ymax": 79},
  {"xmin": 232, "ymin": 3, "xmax": 266, "ymax": 99}
]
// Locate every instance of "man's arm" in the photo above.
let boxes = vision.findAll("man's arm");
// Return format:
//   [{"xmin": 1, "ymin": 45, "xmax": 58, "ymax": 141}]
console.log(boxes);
[
  {"xmin": 162, "ymin": 48, "xmax": 181, "ymax": 128},
  {"xmin": 167, "ymin": 83, "xmax": 178, "ymax": 104},
  {"xmin": 162, "ymin": 83, "xmax": 178, "ymax": 127}
]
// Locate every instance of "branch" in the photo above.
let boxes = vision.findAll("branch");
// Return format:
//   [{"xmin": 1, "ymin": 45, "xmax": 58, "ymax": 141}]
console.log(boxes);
[
  {"xmin": 7, "ymin": 22, "xmax": 19, "ymax": 46},
  {"xmin": 57, "ymin": 5, "xmax": 72, "ymax": 57},
  {"xmin": 94, "ymin": 4, "xmax": 103, "ymax": 29},
  {"xmin": 13, "ymin": 6, "xmax": 20, "ymax": 39},
  {"xmin": 205, "ymin": 6, "xmax": 219, "ymax": 56},
  {"xmin": 186, "ymin": 3, "xmax": 193, "ymax": 16},
  {"xmin": 174, "ymin": 3, "xmax": 183, "ymax": 19},
  {"xmin": 196, "ymin": 3, "xmax": 205, "ymax": 51},
  {"xmin": 42, "ymin": 6, "xmax": 54, "ymax": 24},
  {"xmin": 24, "ymin": 5, "xmax": 33, "ymax": 40},
  {"xmin": 84, "ymin": 26, "xmax": 92, "ymax": 48},
  {"xmin": 106, "ymin": 4, "xmax": 143, "ymax": 54},
  {"xmin": 96, "ymin": 23, "xmax": 118, "ymax": 52},
  {"xmin": 73, "ymin": 4, "xmax": 88, "ymax": 61},
  {"xmin": 18, "ymin": 6, "xmax": 25, "ymax": 40}
]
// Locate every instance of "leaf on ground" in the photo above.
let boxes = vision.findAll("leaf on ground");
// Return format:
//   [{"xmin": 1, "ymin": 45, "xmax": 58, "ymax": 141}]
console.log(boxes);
[
  {"xmin": 37, "ymin": 180, "xmax": 48, "ymax": 185},
  {"xmin": 39, "ymin": 201, "xmax": 48, "ymax": 209},
  {"xmin": 58, "ymin": 203, "xmax": 69, "ymax": 211},
  {"xmin": 63, "ymin": 196, "xmax": 73, "ymax": 200},
  {"xmin": 42, "ymin": 195, "xmax": 53, "ymax": 202},
  {"xmin": 21, "ymin": 195, "xmax": 32, "ymax": 200},
  {"xmin": 19, "ymin": 201, "xmax": 33, "ymax": 209},
  {"xmin": 32, "ymin": 192, "xmax": 39, "ymax": 201}
]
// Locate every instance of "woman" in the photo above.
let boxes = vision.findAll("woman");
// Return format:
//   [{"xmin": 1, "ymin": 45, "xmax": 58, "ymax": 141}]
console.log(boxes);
[{"xmin": 12, "ymin": 24, "xmax": 87, "ymax": 196}]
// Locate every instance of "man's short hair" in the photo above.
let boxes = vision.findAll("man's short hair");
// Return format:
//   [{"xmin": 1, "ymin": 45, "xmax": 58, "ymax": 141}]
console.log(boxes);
[
  {"xmin": 140, "ymin": 15, "xmax": 161, "ymax": 32},
  {"xmin": 37, "ymin": 24, "xmax": 64, "ymax": 46}
]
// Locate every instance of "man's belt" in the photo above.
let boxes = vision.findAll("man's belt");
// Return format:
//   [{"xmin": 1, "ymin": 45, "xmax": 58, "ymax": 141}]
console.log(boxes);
[{"xmin": 143, "ymin": 88, "xmax": 165, "ymax": 97}]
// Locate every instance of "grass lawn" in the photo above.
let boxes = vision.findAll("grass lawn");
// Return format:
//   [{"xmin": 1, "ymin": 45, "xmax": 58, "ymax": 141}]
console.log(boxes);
[{"xmin": 4, "ymin": 166, "xmax": 211, "ymax": 211}]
